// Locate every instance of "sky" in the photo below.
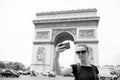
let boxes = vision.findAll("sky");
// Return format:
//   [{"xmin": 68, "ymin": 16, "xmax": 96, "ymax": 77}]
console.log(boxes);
[{"xmin": 0, "ymin": 0, "xmax": 120, "ymax": 67}]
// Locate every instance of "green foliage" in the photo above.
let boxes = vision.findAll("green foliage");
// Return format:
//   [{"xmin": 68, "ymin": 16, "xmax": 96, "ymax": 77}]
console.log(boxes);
[
  {"xmin": 0, "ymin": 61, "xmax": 6, "ymax": 69},
  {"xmin": 0, "ymin": 61, "xmax": 26, "ymax": 71}
]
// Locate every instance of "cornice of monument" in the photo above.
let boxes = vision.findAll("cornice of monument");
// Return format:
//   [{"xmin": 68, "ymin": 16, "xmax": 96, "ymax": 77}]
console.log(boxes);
[
  {"xmin": 36, "ymin": 8, "xmax": 97, "ymax": 16},
  {"xmin": 74, "ymin": 40, "xmax": 99, "ymax": 44},
  {"xmin": 33, "ymin": 8, "xmax": 100, "ymax": 24},
  {"xmin": 32, "ymin": 40, "xmax": 99, "ymax": 44},
  {"xmin": 33, "ymin": 16, "xmax": 100, "ymax": 24}
]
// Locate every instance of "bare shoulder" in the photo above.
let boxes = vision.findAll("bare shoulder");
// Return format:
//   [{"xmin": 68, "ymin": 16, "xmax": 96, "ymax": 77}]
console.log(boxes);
[{"xmin": 61, "ymin": 65, "xmax": 73, "ymax": 75}]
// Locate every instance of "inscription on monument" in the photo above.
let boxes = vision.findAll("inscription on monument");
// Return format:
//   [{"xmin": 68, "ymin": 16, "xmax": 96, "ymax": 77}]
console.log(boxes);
[
  {"xmin": 36, "ymin": 31, "xmax": 50, "ymax": 40},
  {"xmin": 79, "ymin": 29, "xmax": 95, "ymax": 39}
]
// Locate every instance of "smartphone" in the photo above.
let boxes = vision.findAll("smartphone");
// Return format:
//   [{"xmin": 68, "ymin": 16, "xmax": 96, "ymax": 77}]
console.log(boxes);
[
  {"xmin": 64, "ymin": 42, "xmax": 70, "ymax": 49},
  {"xmin": 58, "ymin": 42, "xmax": 70, "ymax": 49}
]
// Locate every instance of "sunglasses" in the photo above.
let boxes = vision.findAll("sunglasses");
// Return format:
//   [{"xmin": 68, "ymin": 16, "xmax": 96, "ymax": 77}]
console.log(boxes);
[{"xmin": 76, "ymin": 50, "xmax": 87, "ymax": 55}]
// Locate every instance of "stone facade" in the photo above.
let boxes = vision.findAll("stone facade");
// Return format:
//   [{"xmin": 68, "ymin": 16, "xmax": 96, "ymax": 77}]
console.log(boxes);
[{"xmin": 31, "ymin": 8, "xmax": 100, "ymax": 72}]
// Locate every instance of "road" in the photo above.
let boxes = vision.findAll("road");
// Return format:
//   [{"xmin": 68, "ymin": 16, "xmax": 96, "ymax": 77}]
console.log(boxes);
[
  {"xmin": 0, "ymin": 75, "xmax": 120, "ymax": 80},
  {"xmin": 0, "ymin": 75, "xmax": 74, "ymax": 80}
]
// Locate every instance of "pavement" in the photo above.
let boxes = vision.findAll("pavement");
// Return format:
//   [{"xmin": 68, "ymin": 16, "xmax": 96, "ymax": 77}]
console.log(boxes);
[
  {"xmin": 0, "ymin": 75, "xmax": 74, "ymax": 80},
  {"xmin": 0, "ymin": 75, "xmax": 120, "ymax": 80}
]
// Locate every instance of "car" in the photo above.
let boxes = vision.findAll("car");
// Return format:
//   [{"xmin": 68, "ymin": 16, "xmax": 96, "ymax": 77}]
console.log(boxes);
[
  {"xmin": 99, "ymin": 68, "xmax": 117, "ymax": 80},
  {"xmin": 0, "ymin": 69, "xmax": 3, "ymax": 77},
  {"xmin": 30, "ymin": 70, "xmax": 37, "ymax": 76},
  {"xmin": 111, "ymin": 70, "xmax": 120, "ymax": 78},
  {"xmin": 17, "ymin": 70, "xmax": 23, "ymax": 75},
  {"xmin": 41, "ymin": 70, "xmax": 56, "ymax": 77},
  {"xmin": 1, "ymin": 69, "xmax": 19, "ymax": 78},
  {"xmin": 41, "ymin": 71, "xmax": 48, "ymax": 76},
  {"xmin": 47, "ymin": 71, "xmax": 56, "ymax": 77},
  {"xmin": 64, "ymin": 73, "xmax": 74, "ymax": 77},
  {"xmin": 22, "ymin": 71, "xmax": 31, "ymax": 75}
]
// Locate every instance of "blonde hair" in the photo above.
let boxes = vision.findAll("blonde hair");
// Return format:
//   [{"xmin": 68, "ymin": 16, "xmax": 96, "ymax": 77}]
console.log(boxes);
[{"xmin": 77, "ymin": 44, "xmax": 89, "ymax": 53}]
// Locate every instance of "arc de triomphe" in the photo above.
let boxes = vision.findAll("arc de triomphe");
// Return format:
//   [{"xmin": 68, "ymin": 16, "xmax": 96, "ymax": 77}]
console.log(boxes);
[{"xmin": 30, "ymin": 8, "xmax": 100, "ymax": 72}]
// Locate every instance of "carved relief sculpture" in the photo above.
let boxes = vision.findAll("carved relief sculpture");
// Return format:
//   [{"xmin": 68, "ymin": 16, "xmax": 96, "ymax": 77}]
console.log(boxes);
[
  {"xmin": 36, "ymin": 47, "xmax": 46, "ymax": 63},
  {"xmin": 88, "ymin": 47, "xmax": 94, "ymax": 64},
  {"xmin": 36, "ymin": 31, "xmax": 50, "ymax": 40}
]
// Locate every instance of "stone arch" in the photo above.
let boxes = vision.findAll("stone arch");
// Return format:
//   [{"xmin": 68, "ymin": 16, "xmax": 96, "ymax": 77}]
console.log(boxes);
[
  {"xmin": 31, "ymin": 9, "xmax": 100, "ymax": 72},
  {"xmin": 54, "ymin": 32, "xmax": 74, "ymax": 46}
]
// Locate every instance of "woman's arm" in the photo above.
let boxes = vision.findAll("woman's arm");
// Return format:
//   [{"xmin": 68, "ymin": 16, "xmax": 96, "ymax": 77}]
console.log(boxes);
[
  {"xmin": 97, "ymin": 74, "xmax": 100, "ymax": 80},
  {"xmin": 54, "ymin": 44, "xmax": 73, "ymax": 76},
  {"xmin": 54, "ymin": 51, "xmax": 62, "ymax": 75}
]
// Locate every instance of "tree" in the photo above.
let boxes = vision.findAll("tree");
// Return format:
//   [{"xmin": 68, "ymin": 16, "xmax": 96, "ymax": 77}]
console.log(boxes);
[
  {"xmin": 0, "ymin": 61, "xmax": 6, "ymax": 69},
  {"xmin": 0, "ymin": 61, "xmax": 26, "ymax": 71},
  {"xmin": 6, "ymin": 62, "xmax": 14, "ymax": 69},
  {"xmin": 13, "ymin": 62, "xmax": 25, "ymax": 71}
]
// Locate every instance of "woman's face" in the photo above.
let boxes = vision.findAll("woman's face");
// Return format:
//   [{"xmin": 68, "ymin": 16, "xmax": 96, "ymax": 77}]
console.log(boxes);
[{"xmin": 76, "ymin": 46, "xmax": 89, "ymax": 60}]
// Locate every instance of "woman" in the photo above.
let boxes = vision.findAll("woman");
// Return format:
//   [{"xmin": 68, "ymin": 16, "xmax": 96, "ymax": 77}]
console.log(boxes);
[{"xmin": 54, "ymin": 43, "xmax": 99, "ymax": 80}]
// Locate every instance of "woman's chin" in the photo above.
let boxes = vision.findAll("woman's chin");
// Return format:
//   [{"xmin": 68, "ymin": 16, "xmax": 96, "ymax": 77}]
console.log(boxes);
[{"xmin": 80, "ymin": 57, "xmax": 86, "ymax": 60}]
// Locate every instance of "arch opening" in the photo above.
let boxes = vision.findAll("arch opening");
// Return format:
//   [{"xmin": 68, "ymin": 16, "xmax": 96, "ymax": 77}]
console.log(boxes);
[
  {"xmin": 54, "ymin": 32, "xmax": 74, "ymax": 46},
  {"xmin": 54, "ymin": 32, "xmax": 75, "ymax": 67}
]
